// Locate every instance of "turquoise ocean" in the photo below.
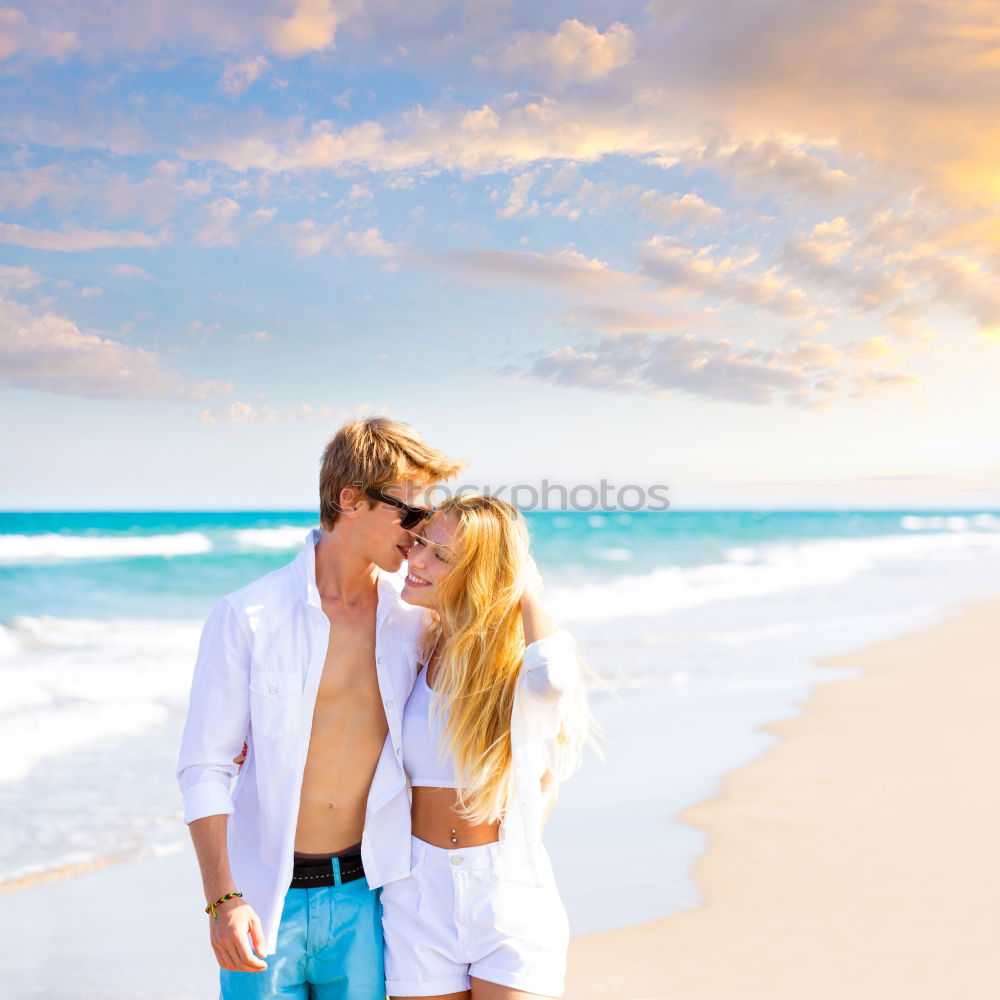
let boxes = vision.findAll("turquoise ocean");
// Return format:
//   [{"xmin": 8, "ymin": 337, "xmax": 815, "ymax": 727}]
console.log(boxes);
[{"xmin": 2, "ymin": 509, "xmax": 999, "ymax": 933}]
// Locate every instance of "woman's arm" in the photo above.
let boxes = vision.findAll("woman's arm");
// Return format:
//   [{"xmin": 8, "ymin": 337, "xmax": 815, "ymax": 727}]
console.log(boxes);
[
  {"xmin": 519, "ymin": 555, "xmax": 558, "ymax": 645},
  {"xmin": 520, "ymin": 556, "xmax": 579, "ymax": 699}
]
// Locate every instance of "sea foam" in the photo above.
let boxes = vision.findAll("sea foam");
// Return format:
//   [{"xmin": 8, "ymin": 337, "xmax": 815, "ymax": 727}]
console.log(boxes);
[
  {"xmin": 232, "ymin": 526, "xmax": 310, "ymax": 549},
  {"xmin": 0, "ymin": 532, "xmax": 212, "ymax": 563},
  {"xmin": 547, "ymin": 529, "xmax": 1000, "ymax": 622},
  {"xmin": 0, "ymin": 617, "xmax": 202, "ymax": 784}
]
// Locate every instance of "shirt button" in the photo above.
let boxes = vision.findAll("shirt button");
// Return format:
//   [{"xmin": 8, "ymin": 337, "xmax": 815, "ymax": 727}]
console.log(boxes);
[
  {"xmin": 396, "ymin": 747, "xmax": 401, "ymax": 755},
  {"xmin": 268, "ymin": 685, "xmax": 277, "ymax": 694},
  {"xmin": 451, "ymin": 855, "xmax": 462, "ymax": 866},
  {"xmin": 377, "ymin": 657, "xmax": 383, "ymax": 664},
  {"xmin": 385, "ymin": 701, "xmax": 394, "ymax": 709}
]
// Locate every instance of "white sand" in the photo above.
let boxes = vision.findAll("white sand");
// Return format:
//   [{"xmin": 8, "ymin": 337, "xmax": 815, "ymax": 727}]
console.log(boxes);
[
  {"xmin": 565, "ymin": 598, "xmax": 1000, "ymax": 999},
  {"xmin": 0, "ymin": 846, "xmax": 217, "ymax": 999}
]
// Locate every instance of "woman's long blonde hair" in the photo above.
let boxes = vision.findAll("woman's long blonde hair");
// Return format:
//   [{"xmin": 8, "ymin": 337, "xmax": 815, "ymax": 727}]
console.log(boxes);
[{"xmin": 422, "ymin": 494, "xmax": 592, "ymax": 824}]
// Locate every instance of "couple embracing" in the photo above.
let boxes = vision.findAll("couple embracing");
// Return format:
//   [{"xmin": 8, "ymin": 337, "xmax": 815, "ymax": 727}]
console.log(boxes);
[{"xmin": 177, "ymin": 417, "xmax": 594, "ymax": 1000}]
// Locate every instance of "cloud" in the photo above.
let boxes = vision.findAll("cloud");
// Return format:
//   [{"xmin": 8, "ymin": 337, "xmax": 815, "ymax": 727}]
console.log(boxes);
[
  {"xmin": 510, "ymin": 175, "xmax": 725, "ymax": 230},
  {"xmin": 0, "ymin": 8, "xmax": 24, "ymax": 61},
  {"xmin": 634, "ymin": 190, "xmax": 724, "ymax": 229},
  {"xmin": 194, "ymin": 198, "xmax": 240, "ymax": 247},
  {"xmin": 0, "ymin": 7, "xmax": 79, "ymax": 62},
  {"xmin": 440, "ymin": 247, "xmax": 642, "ymax": 295},
  {"xmin": 642, "ymin": 0, "xmax": 1000, "ymax": 205},
  {"xmin": 287, "ymin": 220, "xmax": 397, "ymax": 259},
  {"xmin": 519, "ymin": 330, "xmax": 917, "ymax": 408},
  {"xmin": 904, "ymin": 252, "xmax": 1000, "ymax": 335},
  {"xmin": 179, "ymin": 92, "xmax": 702, "ymax": 175},
  {"xmin": 267, "ymin": 0, "xmax": 356, "ymax": 58},
  {"xmin": 496, "ymin": 171, "xmax": 539, "ymax": 219},
  {"xmin": 2, "ymin": 0, "xmax": 365, "ymax": 65},
  {"xmin": 183, "ymin": 320, "xmax": 220, "ymax": 339},
  {"xmin": 567, "ymin": 304, "xmax": 719, "ymax": 334},
  {"xmin": 289, "ymin": 219, "xmax": 341, "ymax": 257},
  {"xmin": 778, "ymin": 208, "xmax": 1000, "ymax": 332},
  {"xmin": 0, "ymin": 263, "xmax": 41, "ymax": 291},
  {"xmin": 477, "ymin": 19, "xmax": 635, "ymax": 88},
  {"xmin": 638, "ymin": 236, "xmax": 813, "ymax": 318},
  {"xmin": 170, "ymin": 92, "xmax": 858, "ymax": 232},
  {"xmin": 239, "ymin": 329, "xmax": 270, "ymax": 342},
  {"xmin": 0, "ymin": 222, "xmax": 168, "ymax": 252},
  {"xmin": 0, "ymin": 160, "xmax": 212, "ymax": 226},
  {"xmin": 851, "ymin": 369, "xmax": 921, "ymax": 398},
  {"xmin": 111, "ymin": 264, "xmax": 150, "ymax": 278},
  {"xmin": 695, "ymin": 139, "xmax": 853, "ymax": 202},
  {"xmin": 199, "ymin": 400, "xmax": 340, "ymax": 424},
  {"xmin": 439, "ymin": 243, "xmax": 811, "ymax": 329},
  {"xmin": 520, "ymin": 332, "xmax": 830, "ymax": 407},
  {"xmin": 219, "ymin": 55, "xmax": 269, "ymax": 96},
  {"xmin": 0, "ymin": 294, "xmax": 232, "ymax": 400},
  {"xmin": 7, "ymin": 2, "xmax": 1000, "ymax": 215},
  {"xmin": 344, "ymin": 227, "xmax": 396, "ymax": 257}
]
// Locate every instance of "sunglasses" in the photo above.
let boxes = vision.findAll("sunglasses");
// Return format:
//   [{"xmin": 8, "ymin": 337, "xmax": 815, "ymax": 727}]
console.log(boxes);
[{"xmin": 364, "ymin": 488, "xmax": 433, "ymax": 531}]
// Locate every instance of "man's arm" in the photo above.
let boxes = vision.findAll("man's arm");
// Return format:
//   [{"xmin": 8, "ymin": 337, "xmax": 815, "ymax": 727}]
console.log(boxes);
[
  {"xmin": 189, "ymin": 815, "xmax": 266, "ymax": 972},
  {"xmin": 177, "ymin": 597, "xmax": 266, "ymax": 972}
]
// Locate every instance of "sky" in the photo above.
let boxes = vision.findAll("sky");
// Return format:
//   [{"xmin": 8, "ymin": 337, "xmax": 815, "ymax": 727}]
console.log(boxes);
[{"xmin": 1, "ymin": 0, "xmax": 998, "ymax": 510}]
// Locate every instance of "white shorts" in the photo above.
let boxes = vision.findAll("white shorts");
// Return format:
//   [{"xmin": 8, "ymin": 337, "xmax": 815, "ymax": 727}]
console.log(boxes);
[{"xmin": 381, "ymin": 836, "xmax": 569, "ymax": 997}]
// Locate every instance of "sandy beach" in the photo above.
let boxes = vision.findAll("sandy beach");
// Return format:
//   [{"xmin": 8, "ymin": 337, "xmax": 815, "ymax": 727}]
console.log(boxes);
[{"xmin": 566, "ymin": 597, "xmax": 1000, "ymax": 1000}]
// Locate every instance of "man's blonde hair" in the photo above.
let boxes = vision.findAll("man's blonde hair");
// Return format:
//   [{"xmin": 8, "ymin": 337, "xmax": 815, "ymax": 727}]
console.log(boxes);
[{"xmin": 319, "ymin": 417, "xmax": 465, "ymax": 530}]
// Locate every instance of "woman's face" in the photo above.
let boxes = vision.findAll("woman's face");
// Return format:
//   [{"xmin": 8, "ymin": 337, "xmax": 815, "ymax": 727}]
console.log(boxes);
[{"xmin": 401, "ymin": 512, "xmax": 461, "ymax": 611}]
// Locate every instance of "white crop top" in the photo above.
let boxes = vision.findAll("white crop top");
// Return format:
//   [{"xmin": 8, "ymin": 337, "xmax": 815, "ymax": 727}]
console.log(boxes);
[{"xmin": 401, "ymin": 667, "xmax": 458, "ymax": 788}]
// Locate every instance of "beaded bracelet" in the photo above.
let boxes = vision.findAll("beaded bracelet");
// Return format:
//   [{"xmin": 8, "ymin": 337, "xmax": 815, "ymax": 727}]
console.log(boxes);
[{"xmin": 205, "ymin": 891, "xmax": 243, "ymax": 921}]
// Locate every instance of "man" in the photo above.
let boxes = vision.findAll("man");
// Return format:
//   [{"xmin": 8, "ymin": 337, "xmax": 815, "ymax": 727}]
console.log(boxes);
[{"xmin": 177, "ymin": 417, "xmax": 464, "ymax": 998}]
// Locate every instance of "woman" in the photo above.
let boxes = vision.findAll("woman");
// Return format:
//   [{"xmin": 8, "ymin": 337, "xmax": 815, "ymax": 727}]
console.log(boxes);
[{"xmin": 384, "ymin": 493, "xmax": 594, "ymax": 1000}]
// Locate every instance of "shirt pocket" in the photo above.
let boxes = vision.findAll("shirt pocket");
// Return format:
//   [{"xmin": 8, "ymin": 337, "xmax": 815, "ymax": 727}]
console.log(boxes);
[
  {"xmin": 248, "ymin": 669, "xmax": 301, "ymax": 737},
  {"xmin": 248, "ymin": 669, "xmax": 300, "ymax": 699}
]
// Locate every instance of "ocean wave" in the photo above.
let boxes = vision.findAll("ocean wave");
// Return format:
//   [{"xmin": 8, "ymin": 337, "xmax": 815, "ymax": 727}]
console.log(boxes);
[
  {"xmin": 588, "ymin": 547, "xmax": 633, "ymax": 562},
  {"xmin": 548, "ymin": 529, "xmax": 1000, "ymax": 622},
  {"xmin": 232, "ymin": 526, "xmax": 310, "ymax": 549},
  {"xmin": 0, "ymin": 616, "xmax": 202, "ymax": 783},
  {"xmin": 900, "ymin": 513, "xmax": 999, "ymax": 532},
  {"xmin": 0, "ymin": 531, "xmax": 212, "ymax": 563}
]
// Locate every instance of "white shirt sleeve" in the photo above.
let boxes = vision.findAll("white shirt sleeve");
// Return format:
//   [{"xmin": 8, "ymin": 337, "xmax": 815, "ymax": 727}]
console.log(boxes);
[
  {"xmin": 176, "ymin": 596, "xmax": 252, "ymax": 824},
  {"xmin": 521, "ymin": 629, "xmax": 580, "ymax": 702}
]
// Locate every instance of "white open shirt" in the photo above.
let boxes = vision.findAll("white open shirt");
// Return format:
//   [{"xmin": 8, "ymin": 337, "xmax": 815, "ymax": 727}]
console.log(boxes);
[{"xmin": 177, "ymin": 529, "xmax": 426, "ymax": 954}]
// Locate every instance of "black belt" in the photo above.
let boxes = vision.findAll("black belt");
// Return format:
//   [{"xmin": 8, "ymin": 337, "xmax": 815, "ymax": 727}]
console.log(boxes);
[{"xmin": 289, "ymin": 852, "xmax": 366, "ymax": 889}]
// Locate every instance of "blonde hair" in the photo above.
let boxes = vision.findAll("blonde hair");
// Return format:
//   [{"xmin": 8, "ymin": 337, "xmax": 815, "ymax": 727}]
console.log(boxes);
[
  {"xmin": 425, "ymin": 494, "xmax": 594, "ymax": 825},
  {"xmin": 318, "ymin": 417, "xmax": 465, "ymax": 530}
]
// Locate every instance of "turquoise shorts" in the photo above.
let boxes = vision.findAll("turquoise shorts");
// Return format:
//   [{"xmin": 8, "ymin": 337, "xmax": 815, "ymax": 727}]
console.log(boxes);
[{"xmin": 219, "ymin": 874, "xmax": 384, "ymax": 1000}]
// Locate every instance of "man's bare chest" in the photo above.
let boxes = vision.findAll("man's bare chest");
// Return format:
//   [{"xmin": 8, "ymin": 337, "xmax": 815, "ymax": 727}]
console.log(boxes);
[{"xmin": 313, "ymin": 603, "xmax": 382, "ymax": 710}]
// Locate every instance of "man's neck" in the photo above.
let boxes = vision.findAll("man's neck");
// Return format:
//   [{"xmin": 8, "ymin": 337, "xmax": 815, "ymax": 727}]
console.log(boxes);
[{"xmin": 313, "ymin": 529, "xmax": 379, "ymax": 606}]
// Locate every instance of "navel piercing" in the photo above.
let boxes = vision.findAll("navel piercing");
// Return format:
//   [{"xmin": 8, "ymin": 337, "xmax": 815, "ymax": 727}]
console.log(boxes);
[{"xmin": 450, "ymin": 828, "xmax": 458, "ymax": 845}]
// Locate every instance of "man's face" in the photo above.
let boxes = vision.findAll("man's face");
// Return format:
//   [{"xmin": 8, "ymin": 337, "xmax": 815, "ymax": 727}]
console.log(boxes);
[{"xmin": 355, "ymin": 478, "xmax": 433, "ymax": 573}]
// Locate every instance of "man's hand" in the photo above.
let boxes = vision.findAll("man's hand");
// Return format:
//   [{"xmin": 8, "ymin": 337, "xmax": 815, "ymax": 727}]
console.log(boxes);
[{"xmin": 209, "ymin": 898, "xmax": 268, "ymax": 973}]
